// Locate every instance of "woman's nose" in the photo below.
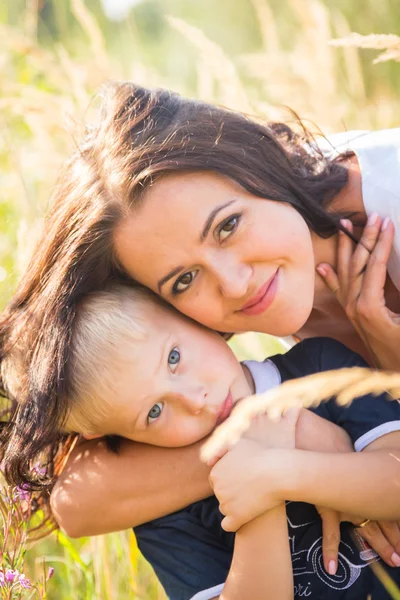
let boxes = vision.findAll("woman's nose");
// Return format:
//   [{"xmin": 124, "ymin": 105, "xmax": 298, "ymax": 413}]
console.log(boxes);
[{"xmin": 217, "ymin": 261, "xmax": 252, "ymax": 299}]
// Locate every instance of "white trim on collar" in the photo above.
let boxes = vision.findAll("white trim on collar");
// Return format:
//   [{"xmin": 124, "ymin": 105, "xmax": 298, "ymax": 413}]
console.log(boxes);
[
  {"xmin": 242, "ymin": 358, "xmax": 282, "ymax": 395},
  {"xmin": 190, "ymin": 583, "xmax": 224, "ymax": 599}
]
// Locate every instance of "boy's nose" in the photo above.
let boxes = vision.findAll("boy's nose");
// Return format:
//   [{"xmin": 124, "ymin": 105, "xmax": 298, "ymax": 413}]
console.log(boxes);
[{"xmin": 175, "ymin": 384, "xmax": 208, "ymax": 414}]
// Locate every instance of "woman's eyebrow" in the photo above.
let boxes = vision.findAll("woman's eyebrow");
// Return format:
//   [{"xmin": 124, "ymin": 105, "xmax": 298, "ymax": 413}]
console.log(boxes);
[
  {"xmin": 199, "ymin": 200, "xmax": 236, "ymax": 242},
  {"xmin": 158, "ymin": 265, "xmax": 185, "ymax": 293}
]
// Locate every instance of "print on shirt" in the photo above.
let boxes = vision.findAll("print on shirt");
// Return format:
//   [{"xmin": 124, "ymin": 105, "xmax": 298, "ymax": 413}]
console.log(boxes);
[{"xmin": 288, "ymin": 508, "xmax": 378, "ymax": 592}]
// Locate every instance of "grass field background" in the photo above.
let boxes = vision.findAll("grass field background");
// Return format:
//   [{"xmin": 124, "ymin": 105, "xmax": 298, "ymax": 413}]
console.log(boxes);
[{"xmin": 1, "ymin": 0, "xmax": 400, "ymax": 597}]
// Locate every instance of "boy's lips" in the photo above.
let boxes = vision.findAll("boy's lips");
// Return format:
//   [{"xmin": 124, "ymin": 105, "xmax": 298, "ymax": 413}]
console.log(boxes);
[
  {"xmin": 216, "ymin": 391, "xmax": 233, "ymax": 425},
  {"xmin": 239, "ymin": 269, "xmax": 279, "ymax": 316}
]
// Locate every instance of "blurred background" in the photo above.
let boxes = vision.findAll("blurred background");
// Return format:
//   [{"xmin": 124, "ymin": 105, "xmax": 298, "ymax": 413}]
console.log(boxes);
[{"xmin": 1, "ymin": 0, "xmax": 399, "ymax": 597}]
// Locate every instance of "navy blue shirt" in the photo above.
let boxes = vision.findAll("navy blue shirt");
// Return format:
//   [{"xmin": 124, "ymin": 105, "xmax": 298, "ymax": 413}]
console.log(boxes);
[{"xmin": 135, "ymin": 338, "xmax": 400, "ymax": 599}]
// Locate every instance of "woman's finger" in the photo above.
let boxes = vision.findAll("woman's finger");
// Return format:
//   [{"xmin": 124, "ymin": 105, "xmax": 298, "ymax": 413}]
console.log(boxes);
[
  {"xmin": 316, "ymin": 264, "xmax": 340, "ymax": 295},
  {"xmin": 356, "ymin": 520, "xmax": 400, "ymax": 567},
  {"xmin": 375, "ymin": 520, "xmax": 400, "ymax": 559},
  {"xmin": 359, "ymin": 219, "xmax": 395, "ymax": 314},
  {"xmin": 348, "ymin": 213, "xmax": 381, "ymax": 281},
  {"xmin": 337, "ymin": 219, "xmax": 355, "ymax": 296},
  {"xmin": 316, "ymin": 218, "xmax": 355, "ymax": 300},
  {"xmin": 317, "ymin": 506, "xmax": 340, "ymax": 575}
]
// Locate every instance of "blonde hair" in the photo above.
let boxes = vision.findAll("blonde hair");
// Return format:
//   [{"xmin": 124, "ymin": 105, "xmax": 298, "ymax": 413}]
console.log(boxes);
[{"xmin": 65, "ymin": 284, "xmax": 163, "ymax": 436}]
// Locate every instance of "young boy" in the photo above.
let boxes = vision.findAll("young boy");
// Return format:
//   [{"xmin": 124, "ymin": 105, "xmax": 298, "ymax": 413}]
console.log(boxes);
[{"xmin": 66, "ymin": 284, "xmax": 400, "ymax": 600}]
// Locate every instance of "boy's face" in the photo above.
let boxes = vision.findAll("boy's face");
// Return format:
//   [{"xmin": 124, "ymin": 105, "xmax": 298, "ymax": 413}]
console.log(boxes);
[{"xmin": 91, "ymin": 301, "xmax": 253, "ymax": 447}]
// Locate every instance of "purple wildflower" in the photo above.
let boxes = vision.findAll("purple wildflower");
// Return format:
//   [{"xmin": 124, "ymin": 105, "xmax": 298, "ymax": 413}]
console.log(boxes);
[
  {"xmin": 14, "ymin": 485, "xmax": 30, "ymax": 502},
  {"xmin": 5, "ymin": 569, "xmax": 18, "ymax": 583},
  {"xmin": 33, "ymin": 462, "xmax": 47, "ymax": 477},
  {"xmin": 18, "ymin": 574, "xmax": 31, "ymax": 589},
  {"xmin": 46, "ymin": 567, "xmax": 55, "ymax": 580},
  {"xmin": 0, "ymin": 571, "xmax": 5, "ymax": 587}
]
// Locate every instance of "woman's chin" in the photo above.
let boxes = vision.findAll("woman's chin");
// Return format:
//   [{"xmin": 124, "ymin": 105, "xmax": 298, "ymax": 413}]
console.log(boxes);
[{"xmin": 259, "ymin": 302, "xmax": 313, "ymax": 338}]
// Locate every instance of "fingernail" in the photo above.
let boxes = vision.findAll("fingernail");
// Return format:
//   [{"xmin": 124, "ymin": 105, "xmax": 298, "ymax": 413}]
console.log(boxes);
[
  {"xmin": 367, "ymin": 212, "xmax": 379, "ymax": 226},
  {"xmin": 316, "ymin": 265, "xmax": 327, "ymax": 277},
  {"xmin": 328, "ymin": 560, "xmax": 337, "ymax": 575},
  {"xmin": 391, "ymin": 552, "xmax": 400, "ymax": 567},
  {"xmin": 382, "ymin": 217, "xmax": 391, "ymax": 231},
  {"xmin": 340, "ymin": 218, "xmax": 353, "ymax": 232}
]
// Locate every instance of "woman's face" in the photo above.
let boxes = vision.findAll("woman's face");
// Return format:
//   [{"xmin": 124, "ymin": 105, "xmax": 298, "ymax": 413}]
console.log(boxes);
[{"xmin": 114, "ymin": 172, "xmax": 316, "ymax": 336}]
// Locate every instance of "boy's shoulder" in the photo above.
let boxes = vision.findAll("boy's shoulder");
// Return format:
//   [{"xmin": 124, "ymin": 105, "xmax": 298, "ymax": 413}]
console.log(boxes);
[
  {"xmin": 269, "ymin": 337, "xmax": 367, "ymax": 381},
  {"xmin": 244, "ymin": 337, "xmax": 363, "ymax": 397}
]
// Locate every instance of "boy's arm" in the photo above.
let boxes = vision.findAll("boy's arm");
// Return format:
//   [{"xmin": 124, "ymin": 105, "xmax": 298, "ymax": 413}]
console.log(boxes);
[
  {"xmin": 295, "ymin": 408, "xmax": 352, "ymax": 453},
  {"xmin": 283, "ymin": 431, "xmax": 400, "ymax": 519},
  {"xmin": 219, "ymin": 505, "xmax": 293, "ymax": 600},
  {"xmin": 211, "ymin": 433, "xmax": 400, "ymax": 529}
]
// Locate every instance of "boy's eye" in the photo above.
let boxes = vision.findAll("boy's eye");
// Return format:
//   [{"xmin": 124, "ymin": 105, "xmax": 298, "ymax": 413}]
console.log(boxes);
[
  {"xmin": 217, "ymin": 214, "xmax": 240, "ymax": 242},
  {"xmin": 147, "ymin": 402, "xmax": 163, "ymax": 424},
  {"xmin": 168, "ymin": 347, "xmax": 180, "ymax": 372},
  {"xmin": 172, "ymin": 270, "xmax": 197, "ymax": 295}
]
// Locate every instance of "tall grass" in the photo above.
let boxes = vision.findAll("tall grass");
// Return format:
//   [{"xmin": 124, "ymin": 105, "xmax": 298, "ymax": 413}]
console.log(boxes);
[{"xmin": 1, "ymin": 0, "xmax": 400, "ymax": 597}]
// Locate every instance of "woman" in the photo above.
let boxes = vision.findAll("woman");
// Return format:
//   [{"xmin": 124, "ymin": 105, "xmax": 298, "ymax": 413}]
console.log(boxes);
[{"xmin": 1, "ymin": 82, "xmax": 400, "ymax": 561}]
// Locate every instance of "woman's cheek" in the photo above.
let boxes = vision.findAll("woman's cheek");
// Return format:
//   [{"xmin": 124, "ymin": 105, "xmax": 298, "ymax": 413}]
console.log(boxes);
[{"xmin": 180, "ymin": 296, "xmax": 220, "ymax": 331}]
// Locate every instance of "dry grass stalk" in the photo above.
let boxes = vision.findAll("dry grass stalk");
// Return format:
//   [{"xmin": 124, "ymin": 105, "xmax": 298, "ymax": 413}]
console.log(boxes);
[
  {"xmin": 249, "ymin": 0, "xmax": 281, "ymax": 55},
  {"xmin": 71, "ymin": 0, "xmax": 109, "ymax": 69},
  {"xmin": 167, "ymin": 16, "xmax": 252, "ymax": 113},
  {"xmin": 201, "ymin": 368, "xmax": 400, "ymax": 463},
  {"xmin": 329, "ymin": 33, "xmax": 400, "ymax": 63}
]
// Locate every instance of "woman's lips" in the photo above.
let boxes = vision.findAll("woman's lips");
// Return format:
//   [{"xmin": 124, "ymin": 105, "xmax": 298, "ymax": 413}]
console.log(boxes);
[
  {"xmin": 239, "ymin": 269, "xmax": 279, "ymax": 316},
  {"xmin": 216, "ymin": 391, "xmax": 233, "ymax": 425}
]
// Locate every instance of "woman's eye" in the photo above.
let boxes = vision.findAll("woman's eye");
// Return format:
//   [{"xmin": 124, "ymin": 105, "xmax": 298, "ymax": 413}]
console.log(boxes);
[
  {"xmin": 217, "ymin": 215, "xmax": 240, "ymax": 242},
  {"xmin": 147, "ymin": 402, "xmax": 163, "ymax": 424},
  {"xmin": 168, "ymin": 347, "xmax": 180, "ymax": 372},
  {"xmin": 172, "ymin": 270, "xmax": 197, "ymax": 294}
]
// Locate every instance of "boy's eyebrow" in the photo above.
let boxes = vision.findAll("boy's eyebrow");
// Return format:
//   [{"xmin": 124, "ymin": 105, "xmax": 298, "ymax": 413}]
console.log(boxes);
[{"xmin": 157, "ymin": 199, "xmax": 237, "ymax": 292}]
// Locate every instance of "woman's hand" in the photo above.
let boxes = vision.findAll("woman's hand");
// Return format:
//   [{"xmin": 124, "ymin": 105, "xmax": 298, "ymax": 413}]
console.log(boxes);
[
  {"xmin": 316, "ymin": 507, "xmax": 400, "ymax": 573},
  {"xmin": 317, "ymin": 215, "xmax": 400, "ymax": 370},
  {"xmin": 343, "ymin": 514, "xmax": 400, "ymax": 568}
]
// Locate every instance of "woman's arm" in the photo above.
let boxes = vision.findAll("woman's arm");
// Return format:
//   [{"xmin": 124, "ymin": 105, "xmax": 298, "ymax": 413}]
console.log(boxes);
[
  {"xmin": 51, "ymin": 411, "xmax": 351, "ymax": 537},
  {"xmin": 51, "ymin": 438, "xmax": 211, "ymax": 536},
  {"xmin": 219, "ymin": 505, "xmax": 293, "ymax": 600}
]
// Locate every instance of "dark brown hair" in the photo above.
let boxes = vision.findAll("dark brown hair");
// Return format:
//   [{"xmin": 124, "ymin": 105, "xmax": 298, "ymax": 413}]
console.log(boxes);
[{"xmin": 0, "ymin": 81, "xmax": 350, "ymax": 511}]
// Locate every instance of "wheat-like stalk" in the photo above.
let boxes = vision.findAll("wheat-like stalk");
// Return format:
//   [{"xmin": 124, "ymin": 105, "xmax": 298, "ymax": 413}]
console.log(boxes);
[
  {"xmin": 167, "ymin": 16, "xmax": 252, "ymax": 113},
  {"xmin": 201, "ymin": 368, "xmax": 400, "ymax": 463},
  {"xmin": 329, "ymin": 33, "xmax": 400, "ymax": 64}
]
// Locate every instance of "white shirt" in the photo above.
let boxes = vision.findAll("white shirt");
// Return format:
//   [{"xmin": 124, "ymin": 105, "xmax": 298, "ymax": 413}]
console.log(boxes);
[{"xmin": 319, "ymin": 129, "xmax": 400, "ymax": 291}]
